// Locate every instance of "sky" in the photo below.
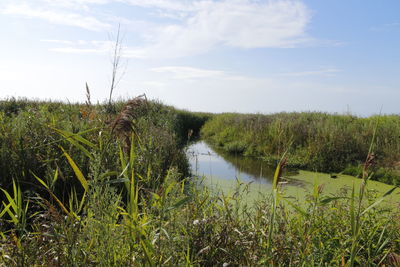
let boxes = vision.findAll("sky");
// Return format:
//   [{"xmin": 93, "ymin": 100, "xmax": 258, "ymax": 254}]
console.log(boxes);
[{"xmin": 0, "ymin": 0, "xmax": 399, "ymax": 115}]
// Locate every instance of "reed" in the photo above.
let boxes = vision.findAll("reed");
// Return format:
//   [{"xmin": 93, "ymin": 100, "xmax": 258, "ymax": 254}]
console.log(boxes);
[
  {"xmin": 0, "ymin": 99, "xmax": 399, "ymax": 266},
  {"xmin": 201, "ymin": 112, "xmax": 400, "ymax": 185}
]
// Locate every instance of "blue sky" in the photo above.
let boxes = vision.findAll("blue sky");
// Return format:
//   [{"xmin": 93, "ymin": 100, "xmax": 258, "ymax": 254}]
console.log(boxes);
[{"xmin": 1, "ymin": 0, "xmax": 399, "ymax": 115}]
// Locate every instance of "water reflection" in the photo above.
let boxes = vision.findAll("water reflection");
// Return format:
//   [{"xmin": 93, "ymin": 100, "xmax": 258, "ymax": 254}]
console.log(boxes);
[{"xmin": 187, "ymin": 141, "xmax": 277, "ymax": 185}]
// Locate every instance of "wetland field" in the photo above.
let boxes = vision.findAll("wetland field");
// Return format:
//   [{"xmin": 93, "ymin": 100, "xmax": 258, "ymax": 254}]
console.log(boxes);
[{"xmin": 0, "ymin": 98, "xmax": 399, "ymax": 266}]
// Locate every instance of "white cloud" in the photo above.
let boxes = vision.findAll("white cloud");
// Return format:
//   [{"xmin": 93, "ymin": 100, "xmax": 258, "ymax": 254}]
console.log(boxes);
[
  {"xmin": 50, "ymin": 47, "xmax": 107, "ymax": 54},
  {"xmin": 133, "ymin": 70, "xmax": 381, "ymax": 114},
  {"xmin": 122, "ymin": 0, "xmax": 312, "ymax": 58},
  {"xmin": 278, "ymin": 68, "xmax": 341, "ymax": 77},
  {"xmin": 38, "ymin": 0, "xmax": 111, "ymax": 10},
  {"xmin": 41, "ymin": 39, "xmax": 113, "ymax": 54},
  {"xmin": 25, "ymin": 0, "xmax": 313, "ymax": 58},
  {"xmin": 120, "ymin": 0, "xmax": 195, "ymax": 12},
  {"xmin": 41, "ymin": 39, "xmax": 76, "ymax": 45},
  {"xmin": 2, "ymin": 3, "xmax": 111, "ymax": 31},
  {"xmin": 150, "ymin": 66, "xmax": 226, "ymax": 79},
  {"xmin": 147, "ymin": 65, "xmax": 341, "ymax": 87}
]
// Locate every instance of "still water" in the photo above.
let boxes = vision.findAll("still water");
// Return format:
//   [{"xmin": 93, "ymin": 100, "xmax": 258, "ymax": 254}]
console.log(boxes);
[
  {"xmin": 187, "ymin": 141, "xmax": 282, "ymax": 187},
  {"xmin": 187, "ymin": 141, "xmax": 400, "ymax": 205}
]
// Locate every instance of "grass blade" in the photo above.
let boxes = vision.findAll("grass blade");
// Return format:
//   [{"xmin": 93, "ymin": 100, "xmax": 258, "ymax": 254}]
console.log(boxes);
[
  {"xmin": 361, "ymin": 186, "xmax": 397, "ymax": 215},
  {"xmin": 60, "ymin": 146, "xmax": 88, "ymax": 191},
  {"xmin": 32, "ymin": 172, "xmax": 74, "ymax": 218},
  {"xmin": 51, "ymin": 127, "xmax": 96, "ymax": 148}
]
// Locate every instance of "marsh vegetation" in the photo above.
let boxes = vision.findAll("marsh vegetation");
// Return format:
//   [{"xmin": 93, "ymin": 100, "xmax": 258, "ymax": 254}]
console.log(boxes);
[
  {"xmin": 201, "ymin": 112, "xmax": 400, "ymax": 185},
  {"xmin": 0, "ymin": 98, "xmax": 399, "ymax": 266}
]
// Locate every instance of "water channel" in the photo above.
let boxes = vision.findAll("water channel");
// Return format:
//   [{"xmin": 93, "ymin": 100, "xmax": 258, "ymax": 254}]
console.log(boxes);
[
  {"xmin": 187, "ymin": 141, "xmax": 400, "ymax": 205},
  {"xmin": 186, "ymin": 141, "xmax": 304, "ymax": 202},
  {"xmin": 188, "ymin": 141, "xmax": 276, "ymax": 185}
]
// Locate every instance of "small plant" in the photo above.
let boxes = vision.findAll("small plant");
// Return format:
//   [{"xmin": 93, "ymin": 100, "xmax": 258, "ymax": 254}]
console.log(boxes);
[{"xmin": 0, "ymin": 180, "xmax": 31, "ymax": 235}]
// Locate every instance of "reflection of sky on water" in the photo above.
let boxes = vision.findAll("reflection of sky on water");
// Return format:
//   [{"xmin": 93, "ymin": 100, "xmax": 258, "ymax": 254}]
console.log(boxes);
[{"xmin": 187, "ymin": 141, "xmax": 273, "ymax": 185}]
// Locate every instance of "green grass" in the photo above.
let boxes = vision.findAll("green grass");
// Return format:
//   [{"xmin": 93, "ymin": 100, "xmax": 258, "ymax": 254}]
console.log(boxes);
[
  {"xmin": 0, "ymin": 98, "xmax": 207, "ymax": 202},
  {"xmin": 201, "ymin": 112, "xmax": 400, "ymax": 185},
  {"xmin": 0, "ymin": 99, "xmax": 399, "ymax": 266},
  {"xmin": 2, "ymin": 170, "xmax": 399, "ymax": 266}
]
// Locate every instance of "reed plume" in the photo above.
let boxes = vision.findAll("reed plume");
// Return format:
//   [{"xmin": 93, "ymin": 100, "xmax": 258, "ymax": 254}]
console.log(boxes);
[
  {"xmin": 85, "ymin": 82, "xmax": 92, "ymax": 107},
  {"xmin": 111, "ymin": 94, "xmax": 147, "ymax": 152}
]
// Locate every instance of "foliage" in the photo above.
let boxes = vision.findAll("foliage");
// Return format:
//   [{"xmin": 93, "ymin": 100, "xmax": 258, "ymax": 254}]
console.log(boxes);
[
  {"xmin": 201, "ymin": 112, "xmax": 400, "ymax": 185},
  {"xmin": 0, "ymin": 99, "xmax": 399, "ymax": 266},
  {"xmin": 1, "ymin": 169, "xmax": 399, "ymax": 266},
  {"xmin": 0, "ymin": 98, "xmax": 205, "ymax": 203}
]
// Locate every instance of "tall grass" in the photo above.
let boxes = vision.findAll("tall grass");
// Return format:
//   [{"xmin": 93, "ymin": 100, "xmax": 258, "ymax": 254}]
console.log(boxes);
[
  {"xmin": 0, "ymin": 98, "xmax": 205, "ymax": 203},
  {"xmin": 201, "ymin": 112, "xmax": 400, "ymax": 185},
  {"xmin": 0, "ymin": 99, "xmax": 399, "ymax": 266},
  {"xmin": 4, "ymin": 171, "xmax": 397, "ymax": 265}
]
